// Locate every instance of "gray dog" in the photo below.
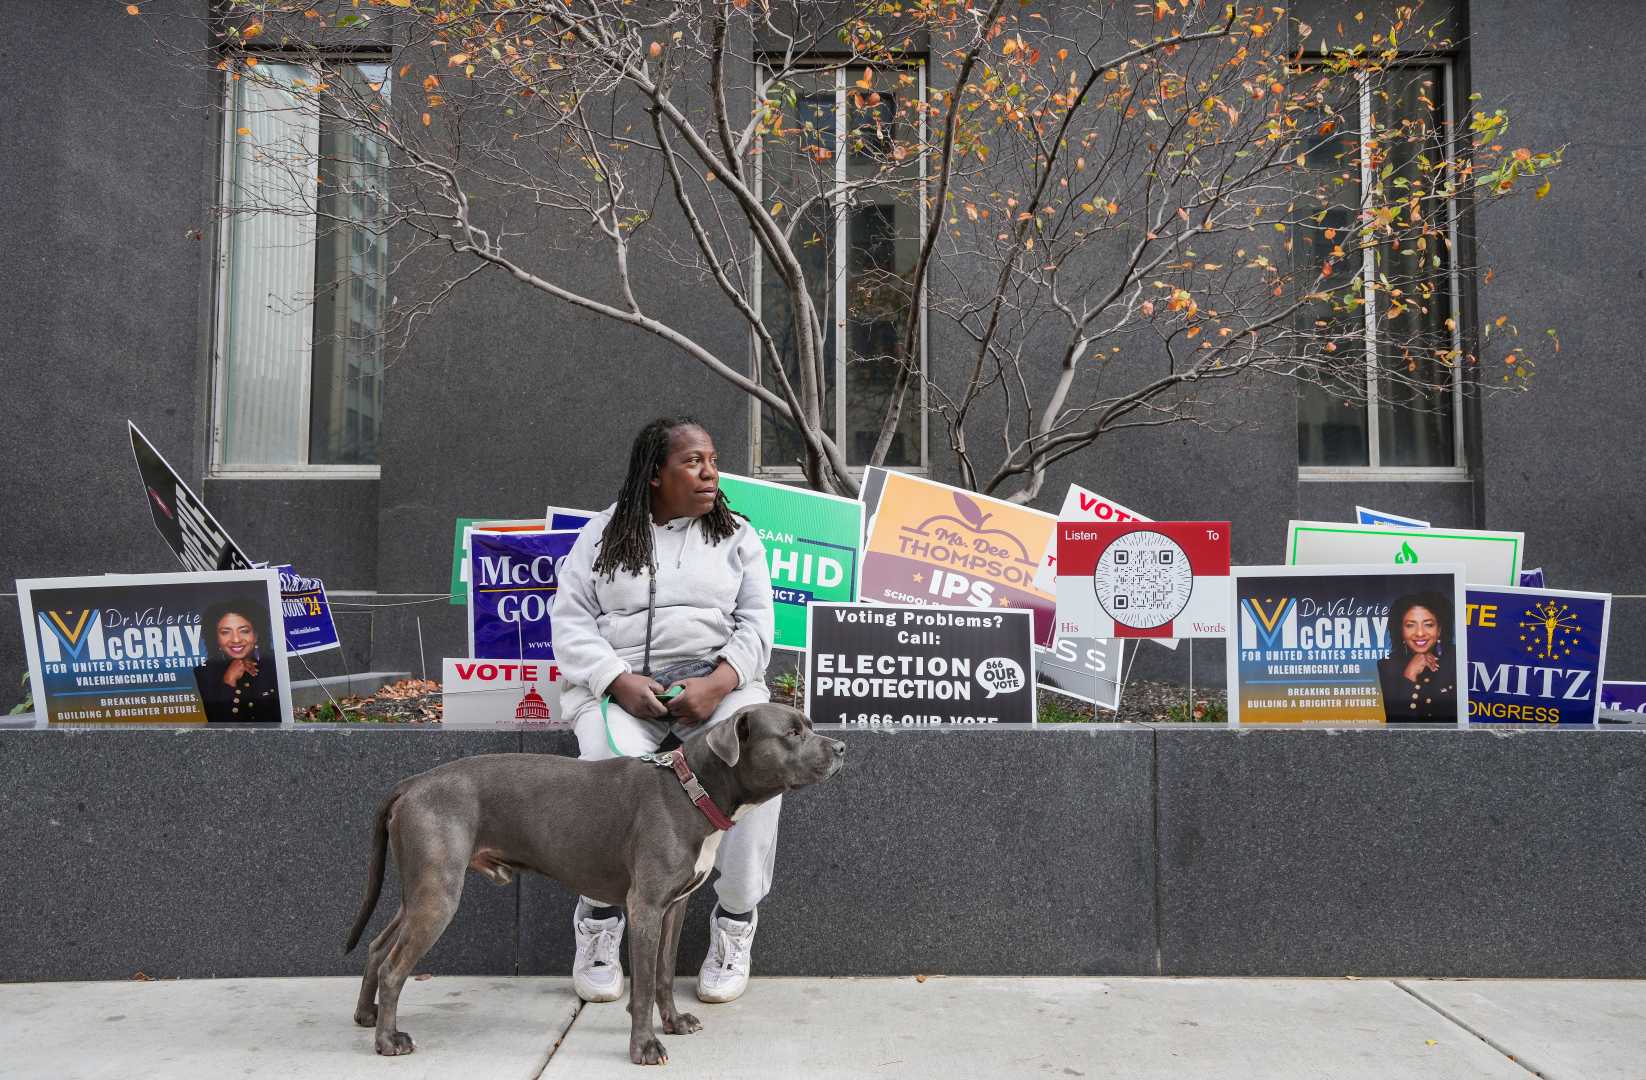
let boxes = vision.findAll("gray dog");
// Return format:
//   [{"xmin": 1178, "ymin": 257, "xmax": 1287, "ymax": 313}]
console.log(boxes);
[{"xmin": 345, "ymin": 702, "xmax": 845, "ymax": 1065}]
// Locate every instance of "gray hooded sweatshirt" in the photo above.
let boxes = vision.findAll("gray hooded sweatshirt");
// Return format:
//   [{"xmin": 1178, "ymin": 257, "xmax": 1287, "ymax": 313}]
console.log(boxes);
[{"xmin": 552, "ymin": 505, "xmax": 774, "ymax": 707}]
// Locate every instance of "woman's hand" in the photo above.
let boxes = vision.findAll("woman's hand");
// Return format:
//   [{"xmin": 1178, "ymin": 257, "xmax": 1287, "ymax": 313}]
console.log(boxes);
[
  {"xmin": 610, "ymin": 672, "xmax": 669, "ymax": 719},
  {"xmin": 1402, "ymin": 652, "xmax": 1439, "ymax": 683},
  {"xmin": 222, "ymin": 657, "xmax": 258, "ymax": 687},
  {"xmin": 666, "ymin": 662, "xmax": 740, "ymax": 727}
]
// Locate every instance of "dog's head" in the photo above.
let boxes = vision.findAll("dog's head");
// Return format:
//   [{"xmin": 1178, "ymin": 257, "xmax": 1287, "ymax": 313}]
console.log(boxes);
[{"xmin": 703, "ymin": 703, "xmax": 844, "ymax": 800}]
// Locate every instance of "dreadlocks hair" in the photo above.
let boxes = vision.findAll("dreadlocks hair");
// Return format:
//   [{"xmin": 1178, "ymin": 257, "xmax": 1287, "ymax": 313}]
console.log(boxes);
[{"xmin": 592, "ymin": 416, "xmax": 745, "ymax": 580}]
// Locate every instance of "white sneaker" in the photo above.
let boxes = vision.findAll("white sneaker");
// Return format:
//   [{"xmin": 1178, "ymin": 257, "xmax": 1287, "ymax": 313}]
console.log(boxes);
[
  {"xmin": 696, "ymin": 906, "xmax": 757, "ymax": 1003},
  {"xmin": 572, "ymin": 901, "xmax": 625, "ymax": 1003}
]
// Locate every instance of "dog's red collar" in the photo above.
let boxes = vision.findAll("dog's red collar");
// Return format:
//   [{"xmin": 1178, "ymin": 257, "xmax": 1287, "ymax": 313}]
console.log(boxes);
[{"xmin": 640, "ymin": 750, "xmax": 736, "ymax": 831}]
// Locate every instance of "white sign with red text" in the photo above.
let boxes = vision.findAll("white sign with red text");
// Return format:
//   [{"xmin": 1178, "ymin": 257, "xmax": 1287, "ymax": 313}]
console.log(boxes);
[
  {"xmin": 1035, "ymin": 484, "xmax": 1149, "ymax": 592},
  {"xmin": 441, "ymin": 656, "xmax": 566, "ymax": 728}
]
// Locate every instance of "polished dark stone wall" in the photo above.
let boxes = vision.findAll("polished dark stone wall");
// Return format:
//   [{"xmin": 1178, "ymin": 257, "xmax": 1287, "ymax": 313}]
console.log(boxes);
[{"xmin": 3, "ymin": 725, "xmax": 1642, "ymax": 981}]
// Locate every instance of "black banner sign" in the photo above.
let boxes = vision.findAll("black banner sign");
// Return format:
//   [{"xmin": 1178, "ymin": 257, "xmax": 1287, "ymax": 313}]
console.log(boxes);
[
  {"xmin": 805, "ymin": 603, "xmax": 1037, "ymax": 726},
  {"xmin": 129, "ymin": 422, "xmax": 251, "ymax": 573}
]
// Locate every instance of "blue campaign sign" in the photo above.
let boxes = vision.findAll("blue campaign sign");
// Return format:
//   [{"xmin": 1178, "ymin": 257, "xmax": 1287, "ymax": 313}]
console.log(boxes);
[
  {"xmin": 276, "ymin": 564, "xmax": 339, "ymax": 656},
  {"xmin": 545, "ymin": 505, "xmax": 594, "ymax": 533},
  {"xmin": 1519, "ymin": 567, "xmax": 1546, "ymax": 588},
  {"xmin": 1355, "ymin": 505, "xmax": 1431, "ymax": 529},
  {"xmin": 467, "ymin": 530, "xmax": 580, "ymax": 660},
  {"xmin": 1602, "ymin": 681, "xmax": 1646, "ymax": 714},
  {"xmin": 1464, "ymin": 586, "xmax": 1612, "ymax": 725}
]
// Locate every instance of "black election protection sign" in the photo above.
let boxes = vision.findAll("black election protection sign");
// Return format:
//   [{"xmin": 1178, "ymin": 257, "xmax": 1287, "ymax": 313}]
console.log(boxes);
[{"xmin": 806, "ymin": 602, "xmax": 1037, "ymax": 726}]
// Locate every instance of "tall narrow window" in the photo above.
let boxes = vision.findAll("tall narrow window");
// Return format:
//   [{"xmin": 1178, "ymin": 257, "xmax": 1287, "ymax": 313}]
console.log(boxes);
[
  {"xmin": 216, "ymin": 61, "xmax": 389, "ymax": 472},
  {"xmin": 755, "ymin": 63, "xmax": 926, "ymax": 473},
  {"xmin": 1296, "ymin": 62, "xmax": 1463, "ymax": 473}
]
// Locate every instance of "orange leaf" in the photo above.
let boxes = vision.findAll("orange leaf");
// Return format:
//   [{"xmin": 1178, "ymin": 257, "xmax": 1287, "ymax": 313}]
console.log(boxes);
[
  {"xmin": 236, "ymin": 127, "xmax": 252, "ymax": 137},
  {"xmin": 125, "ymin": 3, "xmax": 139, "ymax": 13},
  {"xmin": 421, "ymin": 112, "xmax": 432, "ymax": 127},
  {"xmin": 448, "ymin": 53, "xmax": 469, "ymax": 67}
]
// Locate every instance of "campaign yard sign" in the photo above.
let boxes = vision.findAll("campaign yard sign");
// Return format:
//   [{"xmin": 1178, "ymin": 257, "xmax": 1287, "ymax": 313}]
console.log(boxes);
[
  {"xmin": 441, "ymin": 657, "xmax": 566, "ymax": 728},
  {"xmin": 1520, "ymin": 567, "xmax": 1547, "ymax": 588},
  {"xmin": 1228, "ymin": 564, "xmax": 1468, "ymax": 726},
  {"xmin": 466, "ymin": 530, "xmax": 580, "ymax": 660},
  {"xmin": 1356, "ymin": 506, "xmax": 1431, "ymax": 528},
  {"xmin": 860, "ymin": 468, "xmax": 1058, "ymax": 647},
  {"xmin": 18, "ymin": 570, "xmax": 291, "ymax": 726},
  {"xmin": 1056, "ymin": 522, "xmax": 1231, "ymax": 639},
  {"xmin": 806, "ymin": 603, "xmax": 1036, "ymax": 726},
  {"xmin": 129, "ymin": 422, "xmax": 253, "ymax": 573},
  {"xmin": 1034, "ymin": 482, "xmax": 1178, "ymax": 653},
  {"xmin": 1464, "ymin": 586, "xmax": 1611, "ymax": 726},
  {"xmin": 1034, "ymin": 484, "xmax": 1151, "ymax": 592},
  {"xmin": 275, "ymin": 564, "xmax": 339, "ymax": 656},
  {"xmin": 718, "ymin": 473, "xmax": 862, "ymax": 652},
  {"xmin": 1286, "ymin": 521, "xmax": 1523, "ymax": 586},
  {"xmin": 449, "ymin": 518, "xmax": 550, "ymax": 605},
  {"xmin": 1034, "ymin": 636, "xmax": 1124, "ymax": 711},
  {"xmin": 544, "ymin": 505, "xmax": 595, "ymax": 532},
  {"xmin": 1602, "ymin": 682, "xmax": 1646, "ymax": 714}
]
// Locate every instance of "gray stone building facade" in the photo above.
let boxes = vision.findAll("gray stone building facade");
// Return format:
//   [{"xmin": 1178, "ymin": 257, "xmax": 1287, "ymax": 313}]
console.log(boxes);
[{"xmin": 2, "ymin": 0, "xmax": 1639, "ymax": 698}]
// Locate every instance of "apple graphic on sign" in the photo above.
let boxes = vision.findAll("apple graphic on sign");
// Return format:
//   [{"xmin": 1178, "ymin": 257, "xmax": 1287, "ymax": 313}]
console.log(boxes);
[{"xmin": 908, "ymin": 492, "xmax": 1038, "ymax": 568}]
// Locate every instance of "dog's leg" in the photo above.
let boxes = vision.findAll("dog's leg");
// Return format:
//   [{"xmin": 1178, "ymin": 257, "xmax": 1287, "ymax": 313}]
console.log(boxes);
[
  {"xmin": 374, "ymin": 851, "xmax": 466, "ymax": 1056},
  {"xmin": 655, "ymin": 893, "xmax": 700, "ymax": 1036},
  {"xmin": 625, "ymin": 891, "xmax": 671, "ymax": 1065},
  {"xmin": 354, "ymin": 906, "xmax": 404, "ymax": 1027}
]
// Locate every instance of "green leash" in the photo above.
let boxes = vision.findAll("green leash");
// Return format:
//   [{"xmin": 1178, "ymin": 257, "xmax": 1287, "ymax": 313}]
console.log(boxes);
[{"xmin": 601, "ymin": 684, "xmax": 684, "ymax": 757}]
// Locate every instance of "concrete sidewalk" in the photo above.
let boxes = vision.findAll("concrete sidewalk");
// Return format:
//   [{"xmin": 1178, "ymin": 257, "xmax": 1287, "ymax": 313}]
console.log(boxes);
[{"xmin": 0, "ymin": 976, "xmax": 1640, "ymax": 1079}]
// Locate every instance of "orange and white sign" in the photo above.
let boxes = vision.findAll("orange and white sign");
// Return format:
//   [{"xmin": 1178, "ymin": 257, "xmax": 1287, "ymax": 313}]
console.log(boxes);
[{"xmin": 860, "ymin": 469, "xmax": 1058, "ymax": 646}]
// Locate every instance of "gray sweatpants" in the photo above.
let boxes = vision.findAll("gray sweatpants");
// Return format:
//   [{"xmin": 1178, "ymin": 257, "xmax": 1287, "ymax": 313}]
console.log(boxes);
[{"xmin": 569, "ymin": 682, "xmax": 781, "ymax": 914}]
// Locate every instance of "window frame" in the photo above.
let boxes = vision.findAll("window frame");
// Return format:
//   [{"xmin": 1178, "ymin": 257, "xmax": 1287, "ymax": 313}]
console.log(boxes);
[
  {"xmin": 748, "ymin": 60, "xmax": 930, "ymax": 480},
  {"xmin": 1297, "ymin": 57, "xmax": 1468, "ymax": 483},
  {"xmin": 208, "ymin": 55, "xmax": 387, "ymax": 481}
]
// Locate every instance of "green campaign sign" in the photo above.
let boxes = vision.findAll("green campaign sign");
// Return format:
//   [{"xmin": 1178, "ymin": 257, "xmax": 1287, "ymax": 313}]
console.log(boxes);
[{"xmin": 718, "ymin": 473, "xmax": 863, "ymax": 651}]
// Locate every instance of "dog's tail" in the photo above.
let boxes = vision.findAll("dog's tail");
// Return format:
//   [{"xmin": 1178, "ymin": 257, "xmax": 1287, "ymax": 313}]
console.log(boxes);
[{"xmin": 343, "ymin": 787, "xmax": 401, "ymax": 954}]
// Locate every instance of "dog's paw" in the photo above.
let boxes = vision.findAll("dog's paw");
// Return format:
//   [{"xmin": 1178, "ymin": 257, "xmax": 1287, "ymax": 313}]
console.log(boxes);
[
  {"xmin": 375, "ymin": 1030, "xmax": 416, "ymax": 1056},
  {"xmin": 630, "ymin": 1036, "xmax": 668, "ymax": 1065},
  {"xmin": 354, "ymin": 1006, "xmax": 378, "ymax": 1028},
  {"xmin": 663, "ymin": 1011, "xmax": 701, "ymax": 1035}
]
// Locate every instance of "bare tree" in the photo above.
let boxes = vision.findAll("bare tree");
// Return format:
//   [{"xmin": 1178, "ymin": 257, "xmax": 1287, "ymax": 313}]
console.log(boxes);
[{"xmin": 197, "ymin": 0, "xmax": 1560, "ymax": 497}]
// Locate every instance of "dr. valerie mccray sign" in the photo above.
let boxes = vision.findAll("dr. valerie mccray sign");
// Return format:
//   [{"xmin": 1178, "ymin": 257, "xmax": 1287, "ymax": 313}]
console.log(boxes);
[
  {"xmin": 17, "ymin": 570, "xmax": 290, "ymax": 726},
  {"xmin": 806, "ymin": 603, "xmax": 1036, "ymax": 726},
  {"xmin": 467, "ymin": 530, "xmax": 580, "ymax": 660},
  {"xmin": 1228, "ymin": 565, "xmax": 1467, "ymax": 726}
]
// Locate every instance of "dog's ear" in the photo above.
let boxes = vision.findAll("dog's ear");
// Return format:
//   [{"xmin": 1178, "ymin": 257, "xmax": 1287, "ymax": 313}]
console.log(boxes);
[{"xmin": 705, "ymin": 709, "xmax": 745, "ymax": 767}]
